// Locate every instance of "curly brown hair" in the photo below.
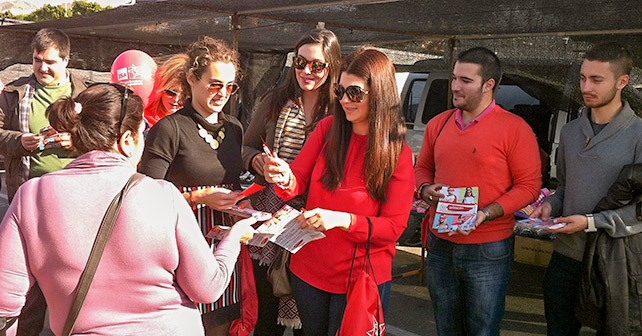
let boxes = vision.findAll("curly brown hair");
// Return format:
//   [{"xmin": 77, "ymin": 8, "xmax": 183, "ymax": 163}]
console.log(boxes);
[{"xmin": 182, "ymin": 36, "xmax": 240, "ymax": 93}]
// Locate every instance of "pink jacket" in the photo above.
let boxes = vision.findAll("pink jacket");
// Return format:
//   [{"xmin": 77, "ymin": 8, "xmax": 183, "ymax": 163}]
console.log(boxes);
[{"xmin": 0, "ymin": 151, "xmax": 241, "ymax": 335}]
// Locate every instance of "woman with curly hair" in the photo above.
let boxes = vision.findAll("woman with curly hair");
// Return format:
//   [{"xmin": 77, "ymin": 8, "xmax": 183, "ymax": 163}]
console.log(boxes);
[{"xmin": 139, "ymin": 36, "xmax": 246, "ymax": 335}]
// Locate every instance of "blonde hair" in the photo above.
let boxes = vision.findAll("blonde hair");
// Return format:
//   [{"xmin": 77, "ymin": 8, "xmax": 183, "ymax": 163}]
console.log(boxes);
[{"xmin": 145, "ymin": 54, "xmax": 189, "ymax": 117}]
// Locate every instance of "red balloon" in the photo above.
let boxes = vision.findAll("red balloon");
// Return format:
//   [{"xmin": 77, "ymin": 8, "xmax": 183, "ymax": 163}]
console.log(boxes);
[{"xmin": 110, "ymin": 50, "xmax": 157, "ymax": 108}]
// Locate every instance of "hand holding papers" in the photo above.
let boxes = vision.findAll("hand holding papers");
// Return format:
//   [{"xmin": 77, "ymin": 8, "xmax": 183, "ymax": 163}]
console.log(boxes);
[
  {"xmin": 432, "ymin": 186, "xmax": 479, "ymax": 233},
  {"xmin": 208, "ymin": 205, "xmax": 325, "ymax": 253}
]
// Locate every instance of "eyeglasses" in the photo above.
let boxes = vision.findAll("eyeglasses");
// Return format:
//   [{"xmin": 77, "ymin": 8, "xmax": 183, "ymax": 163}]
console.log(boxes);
[
  {"xmin": 207, "ymin": 81, "xmax": 239, "ymax": 96},
  {"xmin": 334, "ymin": 84, "xmax": 369, "ymax": 103},
  {"xmin": 163, "ymin": 89, "xmax": 181, "ymax": 98},
  {"xmin": 292, "ymin": 55, "xmax": 328, "ymax": 73}
]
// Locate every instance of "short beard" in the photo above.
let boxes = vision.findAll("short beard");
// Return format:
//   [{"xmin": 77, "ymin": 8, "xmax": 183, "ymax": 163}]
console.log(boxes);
[
  {"xmin": 584, "ymin": 85, "xmax": 618, "ymax": 109},
  {"xmin": 453, "ymin": 86, "xmax": 484, "ymax": 111}
]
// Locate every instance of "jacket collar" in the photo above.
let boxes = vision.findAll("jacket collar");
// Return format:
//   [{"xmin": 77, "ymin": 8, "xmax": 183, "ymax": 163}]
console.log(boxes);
[
  {"xmin": 4, "ymin": 71, "xmax": 85, "ymax": 98},
  {"xmin": 580, "ymin": 100, "xmax": 637, "ymax": 150}
]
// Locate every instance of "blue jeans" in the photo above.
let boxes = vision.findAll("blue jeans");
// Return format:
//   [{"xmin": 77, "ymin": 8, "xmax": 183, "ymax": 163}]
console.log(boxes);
[
  {"xmin": 290, "ymin": 273, "xmax": 391, "ymax": 336},
  {"xmin": 425, "ymin": 232, "xmax": 514, "ymax": 336},
  {"xmin": 543, "ymin": 251, "xmax": 583, "ymax": 336}
]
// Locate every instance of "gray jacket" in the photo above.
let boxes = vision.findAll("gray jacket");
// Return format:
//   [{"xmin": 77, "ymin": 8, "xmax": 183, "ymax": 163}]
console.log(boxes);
[{"xmin": 546, "ymin": 100, "xmax": 642, "ymax": 261}]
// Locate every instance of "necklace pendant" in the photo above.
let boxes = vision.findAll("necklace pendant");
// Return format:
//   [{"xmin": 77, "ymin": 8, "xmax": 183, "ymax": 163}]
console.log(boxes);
[
  {"xmin": 218, "ymin": 130, "xmax": 225, "ymax": 139},
  {"xmin": 204, "ymin": 134, "xmax": 214, "ymax": 143},
  {"xmin": 211, "ymin": 139, "xmax": 219, "ymax": 149},
  {"xmin": 198, "ymin": 128, "xmax": 208, "ymax": 138}
]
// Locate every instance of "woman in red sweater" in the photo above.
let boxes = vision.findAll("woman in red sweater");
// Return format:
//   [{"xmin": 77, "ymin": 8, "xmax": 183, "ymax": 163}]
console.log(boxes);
[{"xmin": 264, "ymin": 49, "xmax": 415, "ymax": 335}]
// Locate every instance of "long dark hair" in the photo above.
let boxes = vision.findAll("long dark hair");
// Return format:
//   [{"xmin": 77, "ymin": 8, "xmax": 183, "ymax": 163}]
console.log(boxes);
[
  {"xmin": 321, "ymin": 49, "xmax": 406, "ymax": 203},
  {"xmin": 262, "ymin": 28, "xmax": 341, "ymax": 132},
  {"xmin": 47, "ymin": 83, "xmax": 143, "ymax": 155}
]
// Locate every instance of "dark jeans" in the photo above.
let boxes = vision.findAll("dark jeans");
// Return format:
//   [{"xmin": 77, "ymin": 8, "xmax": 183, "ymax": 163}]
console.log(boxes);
[
  {"xmin": 425, "ymin": 232, "xmax": 514, "ymax": 336},
  {"xmin": 543, "ymin": 251, "xmax": 583, "ymax": 336},
  {"xmin": 290, "ymin": 273, "xmax": 390, "ymax": 336}
]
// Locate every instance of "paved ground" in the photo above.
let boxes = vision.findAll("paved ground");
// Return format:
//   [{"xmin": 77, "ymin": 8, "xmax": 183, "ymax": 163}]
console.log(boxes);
[{"xmin": 0, "ymin": 172, "xmax": 595, "ymax": 336}]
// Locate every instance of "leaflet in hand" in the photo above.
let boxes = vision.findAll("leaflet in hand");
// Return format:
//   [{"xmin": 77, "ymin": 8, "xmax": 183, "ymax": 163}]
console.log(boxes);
[
  {"xmin": 209, "ymin": 204, "xmax": 325, "ymax": 253},
  {"xmin": 256, "ymin": 205, "xmax": 325, "ymax": 253},
  {"xmin": 432, "ymin": 186, "xmax": 479, "ymax": 233},
  {"xmin": 515, "ymin": 218, "xmax": 566, "ymax": 230}
]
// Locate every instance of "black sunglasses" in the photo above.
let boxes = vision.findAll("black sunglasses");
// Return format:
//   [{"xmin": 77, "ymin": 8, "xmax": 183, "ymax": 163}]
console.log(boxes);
[
  {"xmin": 207, "ymin": 81, "xmax": 239, "ymax": 96},
  {"xmin": 334, "ymin": 84, "xmax": 369, "ymax": 103},
  {"xmin": 87, "ymin": 82, "xmax": 134, "ymax": 131},
  {"xmin": 292, "ymin": 55, "xmax": 328, "ymax": 73},
  {"xmin": 163, "ymin": 89, "xmax": 181, "ymax": 97}
]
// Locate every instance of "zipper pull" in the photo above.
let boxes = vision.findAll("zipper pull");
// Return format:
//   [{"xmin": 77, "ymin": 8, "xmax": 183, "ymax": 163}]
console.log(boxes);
[{"xmin": 584, "ymin": 137, "xmax": 591, "ymax": 147}]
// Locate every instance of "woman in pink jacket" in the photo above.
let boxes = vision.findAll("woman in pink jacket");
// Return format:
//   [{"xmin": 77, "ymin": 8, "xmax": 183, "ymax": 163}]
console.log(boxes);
[{"xmin": 0, "ymin": 83, "xmax": 253, "ymax": 336}]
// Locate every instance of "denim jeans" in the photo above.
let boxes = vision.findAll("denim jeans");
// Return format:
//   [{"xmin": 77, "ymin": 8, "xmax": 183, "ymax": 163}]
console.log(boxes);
[
  {"xmin": 543, "ymin": 251, "xmax": 583, "ymax": 336},
  {"xmin": 290, "ymin": 273, "xmax": 391, "ymax": 336},
  {"xmin": 425, "ymin": 232, "xmax": 514, "ymax": 336}
]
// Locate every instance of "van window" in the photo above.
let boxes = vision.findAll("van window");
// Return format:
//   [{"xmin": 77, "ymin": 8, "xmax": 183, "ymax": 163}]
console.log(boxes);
[
  {"xmin": 495, "ymin": 85, "xmax": 539, "ymax": 110},
  {"xmin": 422, "ymin": 79, "xmax": 449, "ymax": 124},
  {"xmin": 404, "ymin": 78, "xmax": 426, "ymax": 125}
]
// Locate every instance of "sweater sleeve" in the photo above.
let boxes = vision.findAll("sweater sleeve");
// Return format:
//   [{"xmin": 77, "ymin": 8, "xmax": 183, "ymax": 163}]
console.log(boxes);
[
  {"xmin": 273, "ymin": 116, "xmax": 332, "ymax": 201},
  {"xmin": 347, "ymin": 145, "xmax": 415, "ymax": 246},
  {"xmin": 172, "ymin": 186, "xmax": 241, "ymax": 303},
  {"xmin": 0, "ymin": 188, "xmax": 35, "ymax": 317},
  {"xmin": 139, "ymin": 117, "xmax": 178, "ymax": 179},
  {"xmin": 242, "ymin": 97, "xmax": 270, "ymax": 173},
  {"xmin": 493, "ymin": 119, "xmax": 542, "ymax": 214}
]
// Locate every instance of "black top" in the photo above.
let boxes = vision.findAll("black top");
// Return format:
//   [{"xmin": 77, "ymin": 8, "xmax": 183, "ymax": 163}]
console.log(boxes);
[{"xmin": 139, "ymin": 100, "xmax": 244, "ymax": 188}]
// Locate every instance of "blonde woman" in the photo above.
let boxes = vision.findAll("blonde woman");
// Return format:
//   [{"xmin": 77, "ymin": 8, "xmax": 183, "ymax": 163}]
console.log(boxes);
[{"xmin": 144, "ymin": 53, "xmax": 189, "ymax": 127}]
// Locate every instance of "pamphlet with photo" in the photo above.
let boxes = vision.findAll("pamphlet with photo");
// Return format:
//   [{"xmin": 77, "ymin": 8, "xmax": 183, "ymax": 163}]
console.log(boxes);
[{"xmin": 432, "ymin": 186, "xmax": 479, "ymax": 233}]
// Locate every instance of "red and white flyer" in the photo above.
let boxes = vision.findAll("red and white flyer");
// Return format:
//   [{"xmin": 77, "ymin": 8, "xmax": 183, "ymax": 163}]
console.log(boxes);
[{"xmin": 432, "ymin": 186, "xmax": 479, "ymax": 233}]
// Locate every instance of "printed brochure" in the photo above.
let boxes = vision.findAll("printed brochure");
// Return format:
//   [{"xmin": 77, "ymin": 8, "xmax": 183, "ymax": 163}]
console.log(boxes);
[{"xmin": 432, "ymin": 186, "xmax": 479, "ymax": 233}]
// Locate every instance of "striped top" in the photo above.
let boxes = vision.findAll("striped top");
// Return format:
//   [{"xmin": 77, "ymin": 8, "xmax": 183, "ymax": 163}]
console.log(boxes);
[{"xmin": 274, "ymin": 100, "xmax": 306, "ymax": 163}]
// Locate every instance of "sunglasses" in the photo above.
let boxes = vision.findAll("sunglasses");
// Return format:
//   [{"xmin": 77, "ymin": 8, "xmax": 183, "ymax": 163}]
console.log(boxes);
[
  {"xmin": 207, "ymin": 81, "xmax": 239, "ymax": 96},
  {"xmin": 88, "ymin": 82, "xmax": 134, "ymax": 130},
  {"xmin": 163, "ymin": 89, "xmax": 181, "ymax": 97},
  {"xmin": 334, "ymin": 84, "xmax": 369, "ymax": 103},
  {"xmin": 292, "ymin": 55, "xmax": 328, "ymax": 73}
]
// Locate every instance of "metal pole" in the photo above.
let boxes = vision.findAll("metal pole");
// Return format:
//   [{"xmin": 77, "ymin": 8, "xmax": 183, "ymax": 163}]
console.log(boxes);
[
  {"xmin": 230, "ymin": 14, "xmax": 241, "ymax": 116},
  {"xmin": 447, "ymin": 38, "xmax": 457, "ymax": 110}
]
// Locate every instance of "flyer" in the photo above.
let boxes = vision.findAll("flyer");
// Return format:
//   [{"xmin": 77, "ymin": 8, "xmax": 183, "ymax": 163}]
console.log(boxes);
[
  {"xmin": 432, "ymin": 186, "xmax": 479, "ymax": 233},
  {"xmin": 208, "ymin": 204, "xmax": 325, "ymax": 253}
]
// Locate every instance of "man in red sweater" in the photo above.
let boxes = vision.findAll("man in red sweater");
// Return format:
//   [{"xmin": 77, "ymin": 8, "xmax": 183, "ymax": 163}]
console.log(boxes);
[{"xmin": 415, "ymin": 47, "xmax": 541, "ymax": 335}]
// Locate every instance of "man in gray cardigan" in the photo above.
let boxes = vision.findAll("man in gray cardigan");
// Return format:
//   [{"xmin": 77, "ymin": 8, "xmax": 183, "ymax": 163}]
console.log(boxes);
[{"xmin": 531, "ymin": 42, "xmax": 642, "ymax": 335}]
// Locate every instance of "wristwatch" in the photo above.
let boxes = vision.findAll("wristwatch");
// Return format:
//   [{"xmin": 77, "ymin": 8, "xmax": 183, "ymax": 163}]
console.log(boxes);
[
  {"xmin": 585, "ymin": 213, "xmax": 597, "ymax": 232},
  {"xmin": 481, "ymin": 208, "xmax": 491, "ymax": 224}
]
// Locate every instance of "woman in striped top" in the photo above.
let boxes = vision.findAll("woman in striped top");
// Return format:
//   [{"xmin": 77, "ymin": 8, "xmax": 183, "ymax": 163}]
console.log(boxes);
[{"xmin": 242, "ymin": 28, "xmax": 341, "ymax": 335}]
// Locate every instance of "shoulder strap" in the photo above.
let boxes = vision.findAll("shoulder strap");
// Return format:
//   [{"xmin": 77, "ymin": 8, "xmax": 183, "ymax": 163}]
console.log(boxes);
[{"xmin": 61, "ymin": 173, "xmax": 145, "ymax": 336}]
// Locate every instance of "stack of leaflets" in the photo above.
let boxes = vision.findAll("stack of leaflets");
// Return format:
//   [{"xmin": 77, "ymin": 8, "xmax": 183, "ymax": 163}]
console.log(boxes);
[
  {"xmin": 208, "ymin": 204, "xmax": 325, "ymax": 253},
  {"xmin": 432, "ymin": 186, "xmax": 479, "ymax": 233},
  {"xmin": 514, "ymin": 218, "xmax": 565, "ymax": 240}
]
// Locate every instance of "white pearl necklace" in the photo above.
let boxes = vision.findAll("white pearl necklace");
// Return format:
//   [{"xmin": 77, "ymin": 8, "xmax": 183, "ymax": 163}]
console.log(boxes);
[{"xmin": 197, "ymin": 123, "xmax": 226, "ymax": 149}]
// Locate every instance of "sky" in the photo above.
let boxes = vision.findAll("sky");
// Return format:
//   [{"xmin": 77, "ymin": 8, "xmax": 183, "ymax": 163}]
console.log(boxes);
[{"xmin": 21, "ymin": 0, "xmax": 135, "ymax": 8}]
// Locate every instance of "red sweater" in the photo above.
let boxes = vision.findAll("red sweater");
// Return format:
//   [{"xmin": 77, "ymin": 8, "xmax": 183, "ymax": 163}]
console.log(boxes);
[
  {"xmin": 275, "ymin": 116, "xmax": 415, "ymax": 293},
  {"xmin": 415, "ymin": 106, "xmax": 541, "ymax": 245}
]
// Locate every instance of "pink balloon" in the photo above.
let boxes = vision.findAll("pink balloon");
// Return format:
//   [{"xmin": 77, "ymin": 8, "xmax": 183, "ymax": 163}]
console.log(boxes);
[{"xmin": 110, "ymin": 50, "xmax": 157, "ymax": 108}]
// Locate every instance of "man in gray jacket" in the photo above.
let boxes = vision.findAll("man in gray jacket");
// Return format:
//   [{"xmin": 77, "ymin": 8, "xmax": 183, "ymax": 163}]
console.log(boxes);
[{"xmin": 531, "ymin": 42, "xmax": 642, "ymax": 335}]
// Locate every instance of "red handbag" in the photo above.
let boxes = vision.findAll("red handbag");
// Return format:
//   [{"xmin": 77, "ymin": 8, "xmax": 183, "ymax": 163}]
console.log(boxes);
[{"xmin": 336, "ymin": 218, "xmax": 385, "ymax": 336}]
